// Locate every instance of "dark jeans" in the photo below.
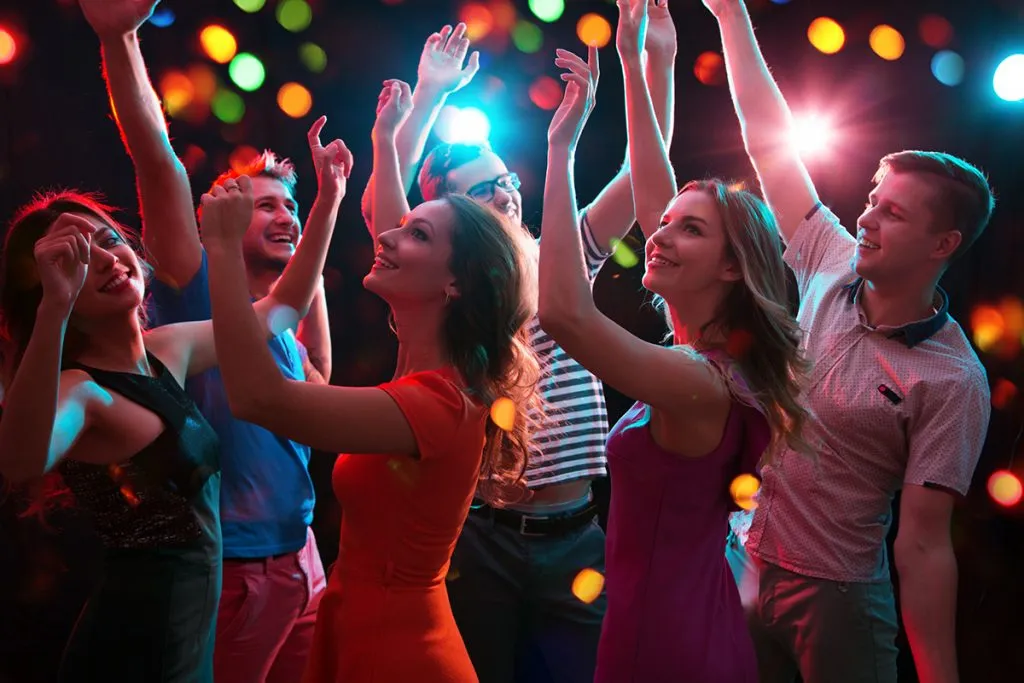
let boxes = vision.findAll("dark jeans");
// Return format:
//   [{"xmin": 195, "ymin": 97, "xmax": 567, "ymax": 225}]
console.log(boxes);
[
  {"xmin": 726, "ymin": 531, "xmax": 899, "ymax": 683},
  {"xmin": 447, "ymin": 512, "xmax": 607, "ymax": 683},
  {"xmin": 59, "ymin": 550, "xmax": 219, "ymax": 683}
]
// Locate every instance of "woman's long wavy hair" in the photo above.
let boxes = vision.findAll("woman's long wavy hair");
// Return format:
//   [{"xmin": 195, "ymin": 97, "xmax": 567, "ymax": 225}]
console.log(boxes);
[
  {"xmin": 439, "ymin": 194, "xmax": 542, "ymax": 505},
  {"xmin": 656, "ymin": 180, "xmax": 811, "ymax": 461},
  {"xmin": 0, "ymin": 191, "xmax": 153, "ymax": 517}
]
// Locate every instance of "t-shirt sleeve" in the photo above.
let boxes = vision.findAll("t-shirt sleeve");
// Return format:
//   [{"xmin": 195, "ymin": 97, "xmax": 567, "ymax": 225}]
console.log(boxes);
[
  {"xmin": 783, "ymin": 202, "xmax": 857, "ymax": 298},
  {"xmin": 905, "ymin": 369, "xmax": 991, "ymax": 496},
  {"xmin": 379, "ymin": 371, "xmax": 478, "ymax": 461},
  {"xmin": 146, "ymin": 250, "xmax": 212, "ymax": 326}
]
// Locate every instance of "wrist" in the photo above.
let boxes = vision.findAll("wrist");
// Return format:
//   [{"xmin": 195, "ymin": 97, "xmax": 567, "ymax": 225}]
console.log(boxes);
[
  {"xmin": 645, "ymin": 51, "xmax": 677, "ymax": 72},
  {"xmin": 411, "ymin": 82, "xmax": 449, "ymax": 106},
  {"xmin": 36, "ymin": 298, "xmax": 73, "ymax": 323},
  {"xmin": 99, "ymin": 29, "xmax": 139, "ymax": 50},
  {"xmin": 715, "ymin": 2, "xmax": 749, "ymax": 24}
]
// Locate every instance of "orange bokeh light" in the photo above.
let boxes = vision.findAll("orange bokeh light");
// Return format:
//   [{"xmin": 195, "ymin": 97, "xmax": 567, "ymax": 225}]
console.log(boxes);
[
  {"xmin": 808, "ymin": 17, "xmax": 845, "ymax": 55},
  {"xmin": 229, "ymin": 145, "xmax": 260, "ymax": 173},
  {"xmin": 694, "ymin": 51, "xmax": 725, "ymax": 86},
  {"xmin": 576, "ymin": 13, "xmax": 612, "ymax": 48},
  {"xmin": 461, "ymin": 3, "xmax": 494, "ymax": 42},
  {"xmin": 0, "ymin": 28, "xmax": 17, "ymax": 65},
  {"xmin": 199, "ymin": 24, "xmax": 238, "ymax": 64},
  {"xmin": 988, "ymin": 470, "xmax": 1023, "ymax": 507}
]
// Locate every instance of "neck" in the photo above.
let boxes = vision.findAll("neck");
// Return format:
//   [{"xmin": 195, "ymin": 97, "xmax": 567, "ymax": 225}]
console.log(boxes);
[
  {"xmin": 246, "ymin": 264, "xmax": 284, "ymax": 300},
  {"xmin": 70, "ymin": 313, "xmax": 149, "ymax": 375},
  {"xmin": 859, "ymin": 276, "xmax": 938, "ymax": 328},
  {"xmin": 668, "ymin": 292, "xmax": 726, "ymax": 350},
  {"xmin": 391, "ymin": 303, "xmax": 449, "ymax": 379}
]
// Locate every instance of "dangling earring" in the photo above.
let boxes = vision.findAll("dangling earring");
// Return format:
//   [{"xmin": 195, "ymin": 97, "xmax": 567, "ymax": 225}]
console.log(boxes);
[{"xmin": 444, "ymin": 291, "xmax": 451, "ymax": 306}]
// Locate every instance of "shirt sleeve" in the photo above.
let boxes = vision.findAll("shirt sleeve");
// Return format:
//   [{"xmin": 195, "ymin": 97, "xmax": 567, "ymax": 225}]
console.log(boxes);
[
  {"xmin": 146, "ymin": 250, "xmax": 212, "ymax": 326},
  {"xmin": 904, "ymin": 368, "xmax": 991, "ymax": 496},
  {"xmin": 379, "ymin": 371, "xmax": 480, "ymax": 461},
  {"xmin": 783, "ymin": 203, "xmax": 858, "ymax": 298},
  {"xmin": 535, "ymin": 211, "xmax": 612, "ymax": 284}
]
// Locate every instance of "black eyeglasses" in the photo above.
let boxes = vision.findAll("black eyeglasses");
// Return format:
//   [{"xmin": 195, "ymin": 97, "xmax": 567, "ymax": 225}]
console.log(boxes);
[{"xmin": 466, "ymin": 173, "xmax": 521, "ymax": 201}]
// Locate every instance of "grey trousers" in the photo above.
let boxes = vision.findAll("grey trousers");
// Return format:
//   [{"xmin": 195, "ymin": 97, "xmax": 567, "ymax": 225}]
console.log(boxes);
[{"xmin": 726, "ymin": 531, "xmax": 899, "ymax": 683}]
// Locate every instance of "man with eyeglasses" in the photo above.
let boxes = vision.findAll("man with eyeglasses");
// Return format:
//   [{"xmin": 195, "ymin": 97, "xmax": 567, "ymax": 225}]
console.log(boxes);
[{"xmin": 359, "ymin": 14, "xmax": 678, "ymax": 683}]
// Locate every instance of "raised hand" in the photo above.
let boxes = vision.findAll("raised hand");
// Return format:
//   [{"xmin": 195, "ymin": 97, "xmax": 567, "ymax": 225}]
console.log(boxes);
[
  {"xmin": 646, "ymin": 0, "xmax": 677, "ymax": 62},
  {"xmin": 701, "ymin": 0, "xmax": 741, "ymax": 19},
  {"xmin": 307, "ymin": 115, "xmax": 353, "ymax": 202},
  {"xmin": 200, "ymin": 176, "xmax": 255, "ymax": 247},
  {"xmin": 33, "ymin": 214, "xmax": 95, "ymax": 312},
  {"xmin": 79, "ymin": 0, "xmax": 158, "ymax": 40},
  {"xmin": 373, "ymin": 80, "xmax": 414, "ymax": 138},
  {"xmin": 548, "ymin": 46, "xmax": 599, "ymax": 150},
  {"xmin": 416, "ymin": 23, "xmax": 481, "ymax": 96},
  {"xmin": 615, "ymin": 0, "xmax": 649, "ymax": 66}
]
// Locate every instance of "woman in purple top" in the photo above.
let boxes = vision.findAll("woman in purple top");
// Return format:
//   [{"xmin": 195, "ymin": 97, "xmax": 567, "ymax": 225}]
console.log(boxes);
[{"xmin": 536, "ymin": 2, "xmax": 810, "ymax": 681}]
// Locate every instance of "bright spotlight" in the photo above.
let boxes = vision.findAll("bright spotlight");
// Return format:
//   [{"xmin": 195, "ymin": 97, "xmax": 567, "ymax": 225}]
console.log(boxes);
[
  {"xmin": 435, "ymin": 105, "xmax": 491, "ymax": 144},
  {"xmin": 789, "ymin": 114, "xmax": 833, "ymax": 158},
  {"xmin": 993, "ymin": 54, "xmax": 1024, "ymax": 102}
]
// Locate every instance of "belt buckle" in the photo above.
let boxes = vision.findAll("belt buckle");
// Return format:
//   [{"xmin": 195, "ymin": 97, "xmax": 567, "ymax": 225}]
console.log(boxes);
[{"xmin": 519, "ymin": 514, "xmax": 547, "ymax": 537}]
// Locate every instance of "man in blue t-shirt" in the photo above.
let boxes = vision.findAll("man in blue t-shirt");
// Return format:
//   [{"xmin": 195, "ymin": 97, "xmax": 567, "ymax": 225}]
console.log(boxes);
[{"xmin": 92, "ymin": 4, "xmax": 330, "ymax": 679}]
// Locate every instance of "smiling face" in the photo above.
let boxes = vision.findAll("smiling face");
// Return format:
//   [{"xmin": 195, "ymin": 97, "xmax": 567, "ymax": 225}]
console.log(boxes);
[
  {"xmin": 240, "ymin": 176, "xmax": 302, "ymax": 271},
  {"xmin": 363, "ymin": 199, "xmax": 457, "ymax": 307},
  {"xmin": 642, "ymin": 189, "xmax": 742, "ymax": 310},
  {"xmin": 57, "ymin": 213, "xmax": 147, "ymax": 322},
  {"xmin": 853, "ymin": 170, "xmax": 960, "ymax": 286},
  {"xmin": 444, "ymin": 150, "xmax": 523, "ymax": 228}
]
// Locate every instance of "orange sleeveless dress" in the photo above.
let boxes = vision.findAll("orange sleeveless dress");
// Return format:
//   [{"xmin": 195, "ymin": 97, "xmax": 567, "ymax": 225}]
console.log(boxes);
[{"xmin": 302, "ymin": 369, "xmax": 486, "ymax": 683}]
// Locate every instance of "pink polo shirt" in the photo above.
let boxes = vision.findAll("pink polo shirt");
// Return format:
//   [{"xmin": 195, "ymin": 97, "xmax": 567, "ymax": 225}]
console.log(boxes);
[{"xmin": 745, "ymin": 203, "xmax": 991, "ymax": 583}]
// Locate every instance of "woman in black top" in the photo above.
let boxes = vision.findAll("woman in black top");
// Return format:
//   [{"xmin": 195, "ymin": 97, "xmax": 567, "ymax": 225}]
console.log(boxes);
[{"xmin": 0, "ymin": 141, "xmax": 347, "ymax": 679}]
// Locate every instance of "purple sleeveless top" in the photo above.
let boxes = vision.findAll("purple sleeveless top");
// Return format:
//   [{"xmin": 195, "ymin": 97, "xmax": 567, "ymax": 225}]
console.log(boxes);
[{"xmin": 596, "ymin": 353, "xmax": 769, "ymax": 683}]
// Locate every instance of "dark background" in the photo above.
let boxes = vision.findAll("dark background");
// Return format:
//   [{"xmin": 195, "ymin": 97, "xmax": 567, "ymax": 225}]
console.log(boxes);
[{"xmin": 1, "ymin": 1, "xmax": 1022, "ymax": 681}]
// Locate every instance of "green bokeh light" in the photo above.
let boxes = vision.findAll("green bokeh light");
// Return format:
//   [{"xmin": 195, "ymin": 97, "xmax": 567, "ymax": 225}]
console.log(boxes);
[
  {"xmin": 528, "ymin": 0, "xmax": 565, "ymax": 23},
  {"xmin": 299, "ymin": 43, "xmax": 327, "ymax": 73},
  {"xmin": 512, "ymin": 21, "xmax": 543, "ymax": 54},
  {"xmin": 277, "ymin": 0, "xmax": 312, "ymax": 33},
  {"xmin": 212, "ymin": 89, "xmax": 245, "ymax": 124}
]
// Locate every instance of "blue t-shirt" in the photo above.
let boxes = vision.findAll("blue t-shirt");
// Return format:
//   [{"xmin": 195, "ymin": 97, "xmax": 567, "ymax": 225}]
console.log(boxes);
[{"xmin": 147, "ymin": 251, "xmax": 315, "ymax": 558}]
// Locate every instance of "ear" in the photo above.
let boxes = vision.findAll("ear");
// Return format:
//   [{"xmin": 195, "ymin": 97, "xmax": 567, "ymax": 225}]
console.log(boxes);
[
  {"xmin": 720, "ymin": 258, "xmax": 744, "ymax": 283},
  {"xmin": 444, "ymin": 281, "xmax": 461, "ymax": 301},
  {"xmin": 932, "ymin": 229, "xmax": 962, "ymax": 261}
]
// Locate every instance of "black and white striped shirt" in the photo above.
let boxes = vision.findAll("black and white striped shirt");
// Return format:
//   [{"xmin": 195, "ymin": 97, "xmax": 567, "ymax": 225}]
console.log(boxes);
[{"xmin": 525, "ymin": 216, "xmax": 610, "ymax": 488}]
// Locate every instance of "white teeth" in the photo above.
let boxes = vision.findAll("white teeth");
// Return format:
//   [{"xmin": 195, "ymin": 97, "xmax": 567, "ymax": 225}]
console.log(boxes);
[
  {"xmin": 100, "ymin": 273, "xmax": 129, "ymax": 292},
  {"xmin": 649, "ymin": 256, "xmax": 677, "ymax": 267},
  {"xmin": 374, "ymin": 256, "xmax": 397, "ymax": 269},
  {"xmin": 857, "ymin": 235, "xmax": 880, "ymax": 250}
]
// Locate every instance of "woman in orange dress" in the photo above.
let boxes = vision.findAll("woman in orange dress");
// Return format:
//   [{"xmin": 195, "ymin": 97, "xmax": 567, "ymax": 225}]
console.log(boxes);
[{"xmin": 200, "ymin": 83, "xmax": 541, "ymax": 682}]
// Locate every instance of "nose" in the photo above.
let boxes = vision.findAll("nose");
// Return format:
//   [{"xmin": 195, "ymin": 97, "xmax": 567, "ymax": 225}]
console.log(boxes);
[
  {"xmin": 91, "ymin": 246, "xmax": 119, "ymax": 270},
  {"xmin": 378, "ymin": 229, "xmax": 398, "ymax": 249},
  {"xmin": 491, "ymin": 187, "xmax": 514, "ymax": 209},
  {"xmin": 857, "ymin": 205, "xmax": 880, "ymax": 231}
]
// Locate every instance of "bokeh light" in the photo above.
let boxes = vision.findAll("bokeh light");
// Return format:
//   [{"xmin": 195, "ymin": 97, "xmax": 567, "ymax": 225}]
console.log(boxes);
[
  {"xmin": 993, "ymin": 54, "xmax": 1024, "ymax": 102},
  {"xmin": 188, "ymin": 64, "xmax": 218, "ymax": 104},
  {"xmin": 869, "ymin": 25, "xmax": 905, "ymax": 61},
  {"xmin": 694, "ymin": 51, "xmax": 725, "ymax": 86},
  {"xmin": 229, "ymin": 144, "xmax": 260, "ymax": 173},
  {"xmin": 512, "ymin": 20, "xmax": 543, "ymax": 54},
  {"xmin": 807, "ymin": 17, "xmax": 845, "ymax": 55},
  {"xmin": 212, "ymin": 88, "xmax": 246, "ymax": 124},
  {"xmin": 276, "ymin": 0, "xmax": 312, "ymax": 33},
  {"xmin": 730, "ymin": 474, "xmax": 761, "ymax": 511},
  {"xmin": 491, "ymin": 0, "xmax": 518, "ymax": 30},
  {"xmin": 610, "ymin": 238, "xmax": 639, "ymax": 269},
  {"xmin": 434, "ymin": 106, "xmax": 491, "ymax": 144},
  {"xmin": 0, "ymin": 28, "xmax": 18, "ymax": 65},
  {"xmin": 992, "ymin": 378, "xmax": 1019, "ymax": 411},
  {"xmin": 159, "ymin": 70, "xmax": 195, "ymax": 117},
  {"xmin": 572, "ymin": 568, "xmax": 605, "ymax": 604},
  {"xmin": 299, "ymin": 43, "xmax": 327, "ymax": 73},
  {"xmin": 200, "ymin": 25, "xmax": 237, "ymax": 64},
  {"xmin": 149, "ymin": 7, "xmax": 176, "ymax": 28},
  {"xmin": 529, "ymin": 0, "xmax": 564, "ymax": 24},
  {"xmin": 971, "ymin": 304, "xmax": 1005, "ymax": 352},
  {"xmin": 988, "ymin": 470, "xmax": 1023, "ymax": 507},
  {"xmin": 228, "ymin": 53, "xmax": 266, "ymax": 92},
  {"xmin": 490, "ymin": 397, "xmax": 516, "ymax": 431},
  {"xmin": 919, "ymin": 14, "xmax": 954, "ymax": 49},
  {"xmin": 577, "ymin": 13, "xmax": 612, "ymax": 49},
  {"xmin": 461, "ymin": 3, "xmax": 494, "ymax": 42},
  {"xmin": 277, "ymin": 82, "xmax": 313, "ymax": 118},
  {"xmin": 931, "ymin": 50, "xmax": 965, "ymax": 87},
  {"xmin": 528, "ymin": 75, "xmax": 562, "ymax": 110},
  {"xmin": 234, "ymin": 0, "xmax": 267, "ymax": 12}
]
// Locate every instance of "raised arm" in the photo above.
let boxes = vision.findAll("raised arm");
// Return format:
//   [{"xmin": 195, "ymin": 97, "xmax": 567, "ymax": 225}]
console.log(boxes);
[
  {"xmin": 153, "ymin": 120, "xmax": 350, "ymax": 381},
  {"xmin": 617, "ymin": 0, "xmax": 677, "ymax": 239},
  {"xmin": 580, "ymin": 0, "xmax": 678, "ymax": 250},
  {"xmin": 204, "ymin": 176, "xmax": 417, "ymax": 456},
  {"xmin": 369, "ymin": 81, "xmax": 414, "ymax": 241},
  {"xmin": 0, "ymin": 217, "xmax": 107, "ymax": 483},
  {"xmin": 703, "ymin": 0, "xmax": 818, "ymax": 240},
  {"xmin": 80, "ymin": 0, "xmax": 203, "ymax": 288},
  {"xmin": 360, "ymin": 24, "xmax": 480, "ymax": 228},
  {"xmin": 538, "ymin": 48, "xmax": 729, "ymax": 418}
]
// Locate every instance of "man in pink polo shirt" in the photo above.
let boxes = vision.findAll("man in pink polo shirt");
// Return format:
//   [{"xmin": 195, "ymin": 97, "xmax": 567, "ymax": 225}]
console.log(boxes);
[{"xmin": 704, "ymin": 2, "xmax": 994, "ymax": 683}]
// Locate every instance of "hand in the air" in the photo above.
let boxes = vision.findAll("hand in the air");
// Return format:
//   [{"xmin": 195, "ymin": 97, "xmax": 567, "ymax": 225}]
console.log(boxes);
[
  {"xmin": 79, "ymin": 0, "xmax": 159, "ymax": 40},
  {"xmin": 199, "ymin": 176, "xmax": 255, "ymax": 247},
  {"xmin": 308, "ymin": 115, "xmax": 353, "ymax": 202},
  {"xmin": 547, "ymin": 46, "xmax": 599, "ymax": 150},
  {"xmin": 34, "ymin": 214, "xmax": 95, "ymax": 312},
  {"xmin": 416, "ymin": 23, "xmax": 481, "ymax": 95}
]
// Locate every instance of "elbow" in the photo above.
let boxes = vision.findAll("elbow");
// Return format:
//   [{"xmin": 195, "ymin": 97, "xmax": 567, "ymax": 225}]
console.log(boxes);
[
  {"xmin": 224, "ymin": 378, "xmax": 281, "ymax": 425},
  {"xmin": 537, "ymin": 304, "xmax": 580, "ymax": 345}
]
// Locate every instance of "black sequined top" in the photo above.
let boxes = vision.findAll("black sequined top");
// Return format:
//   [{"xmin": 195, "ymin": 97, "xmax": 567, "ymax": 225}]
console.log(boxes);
[{"xmin": 60, "ymin": 352, "xmax": 221, "ymax": 564}]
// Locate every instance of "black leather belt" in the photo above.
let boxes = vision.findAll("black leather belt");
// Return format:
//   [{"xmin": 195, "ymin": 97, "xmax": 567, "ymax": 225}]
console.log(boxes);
[{"xmin": 470, "ymin": 501, "xmax": 598, "ymax": 537}]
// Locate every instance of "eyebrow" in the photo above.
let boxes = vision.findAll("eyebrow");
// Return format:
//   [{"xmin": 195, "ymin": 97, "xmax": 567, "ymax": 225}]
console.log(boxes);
[
  {"xmin": 407, "ymin": 217, "xmax": 435, "ymax": 234},
  {"xmin": 662, "ymin": 214, "xmax": 709, "ymax": 225},
  {"xmin": 868, "ymin": 192, "xmax": 907, "ymax": 215},
  {"xmin": 256, "ymin": 194, "xmax": 298, "ymax": 209}
]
